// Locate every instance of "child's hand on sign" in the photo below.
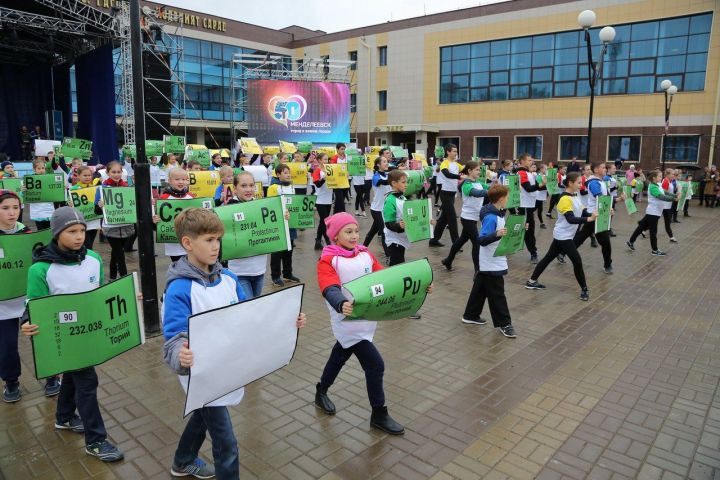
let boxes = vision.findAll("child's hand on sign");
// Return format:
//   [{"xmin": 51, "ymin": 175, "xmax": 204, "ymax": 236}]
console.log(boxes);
[
  {"xmin": 284, "ymin": 210, "xmax": 290, "ymax": 221},
  {"xmin": 296, "ymin": 313, "xmax": 306, "ymax": 328},
  {"xmin": 399, "ymin": 220, "xmax": 406, "ymax": 230},
  {"xmin": 341, "ymin": 301, "xmax": 354, "ymax": 316},
  {"xmin": 152, "ymin": 215, "xmax": 160, "ymax": 224},
  {"xmin": 497, "ymin": 227, "xmax": 508, "ymax": 237},
  {"xmin": 97, "ymin": 199, "xmax": 104, "ymax": 208},
  {"xmin": 21, "ymin": 322, "xmax": 39, "ymax": 337},
  {"xmin": 179, "ymin": 342, "xmax": 193, "ymax": 368},
  {"xmin": 137, "ymin": 293, "xmax": 143, "ymax": 301},
  {"xmin": 426, "ymin": 283, "xmax": 434, "ymax": 294},
  {"xmin": 525, "ymin": 223, "xmax": 530, "ymax": 230},
  {"xmin": 590, "ymin": 210, "xmax": 599, "ymax": 220}
]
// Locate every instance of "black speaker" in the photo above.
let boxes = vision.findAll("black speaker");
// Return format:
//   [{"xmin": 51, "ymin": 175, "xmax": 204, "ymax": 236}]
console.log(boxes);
[{"xmin": 143, "ymin": 51, "xmax": 171, "ymax": 140}]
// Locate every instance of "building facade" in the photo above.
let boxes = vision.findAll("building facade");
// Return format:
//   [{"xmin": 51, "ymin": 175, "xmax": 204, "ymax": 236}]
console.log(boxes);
[{"xmin": 82, "ymin": 0, "xmax": 719, "ymax": 168}]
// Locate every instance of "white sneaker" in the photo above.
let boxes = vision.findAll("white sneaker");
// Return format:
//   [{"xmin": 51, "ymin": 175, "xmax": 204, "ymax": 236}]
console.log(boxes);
[{"xmin": 669, "ymin": 237, "xmax": 678, "ymax": 243}]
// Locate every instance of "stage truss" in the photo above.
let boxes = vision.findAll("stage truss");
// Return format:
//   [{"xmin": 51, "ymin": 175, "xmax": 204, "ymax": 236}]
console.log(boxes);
[{"xmin": 229, "ymin": 54, "xmax": 355, "ymax": 143}]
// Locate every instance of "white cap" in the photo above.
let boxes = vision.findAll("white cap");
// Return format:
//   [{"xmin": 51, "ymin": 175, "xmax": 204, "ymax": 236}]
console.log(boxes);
[{"xmin": 630, "ymin": 164, "xmax": 636, "ymax": 169}]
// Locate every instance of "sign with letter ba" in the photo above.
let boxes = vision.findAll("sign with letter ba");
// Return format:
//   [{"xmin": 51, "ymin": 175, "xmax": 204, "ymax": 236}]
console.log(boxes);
[
  {"xmin": 22, "ymin": 174, "xmax": 67, "ymax": 203},
  {"xmin": 342, "ymin": 259, "xmax": 433, "ymax": 321},
  {"xmin": 28, "ymin": 274, "xmax": 145, "ymax": 379}
]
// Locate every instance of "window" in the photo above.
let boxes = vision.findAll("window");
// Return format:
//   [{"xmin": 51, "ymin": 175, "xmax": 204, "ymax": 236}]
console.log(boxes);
[
  {"xmin": 349, "ymin": 51, "xmax": 357, "ymax": 70},
  {"xmin": 378, "ymin": 90, "xmax": 387, "ymax": 111},
  {"xmin": 662, "ymin": 135, "xmax": 700, "ymax": 163},
  {"xmin": 350, "ymin": 93, "xmax": 357, "ymax": 113},
  {"xmin": 438, "ymin": 12, "xmax": 712, "ymax": 104},
  {"xmin": 515, "ymin": 136, "xmax": 543, "ymax": 159},
  {"xmin": 378, "ymin": 46, "xmax": 387, "ymax": 66},
  {"xmin": 475, "ymin": 137, "xmax": 499, "ymax": 159},
  {"xmin": 607, "ymin": 135, "xmax": 641, "ymax": 162},
  {"xmin": 559, "ymin": 136, "xmax": 588, "ymax": 161}
]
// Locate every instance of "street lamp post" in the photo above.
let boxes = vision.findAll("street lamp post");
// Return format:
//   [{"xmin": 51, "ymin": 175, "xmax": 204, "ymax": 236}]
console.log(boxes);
[
  {"xmin": 578, "ymin": 10, "xmax": 615, "ymax": 164},
  {"xmin": 660, "ymin": 79, "xmax": 678, "ymax": 171}
]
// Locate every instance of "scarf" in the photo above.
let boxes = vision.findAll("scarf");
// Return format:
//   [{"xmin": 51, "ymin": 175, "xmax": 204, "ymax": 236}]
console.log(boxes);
[{"xmin": 321, "ymin": 244, "xmax": 368, "ymax": 258}]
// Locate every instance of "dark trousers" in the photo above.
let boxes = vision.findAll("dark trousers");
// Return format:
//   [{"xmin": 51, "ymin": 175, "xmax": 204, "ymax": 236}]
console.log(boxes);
[
  {"xmin": 662, "ymin": 209, "xmax": 674, "ymax": 237},
  {"xmin": 107, "ymin": 237, "xmax": 128, "ymax": 279},
  {"xmin": 574, "ymin": 222, "xmax": 612, "ymax": 268},
  {"xmin": 630, "ymin": 214, "xmax": 660, "ymax": 251},
  {"xmin": 386, "ymin": 242, "xmax": 405, "ymax": 266},
  {"xmin": 705, "ymin": 195, "xmax": 718, "ymax": 207},
  {"xmin": 463, "ymin": 273, "xmax": 511, "ymax": 328},
  {"xmin": 0, "ymin": 318, "xmax": 20, "ymax": 385},
  {"xmin": 320, "ymin": 340, "xmax": 385, "ymax": 408},
  {"xmin": 174, "ymin": 406, "xmax": 239, "ymax": 479},
  {"xmin": 671, "ymin": 201, "xmax": 679, "ymax": 221},
  {"xmin": 535, "ymin": 200, "xmax": 545, "ymax": 224},
  {"xmin": 547, "ymin": 194, "xmax": 561, "ymax": 214},
  {"xmin": 83, "ymin": 230, "xmax": 98, "ymax": 250},
  {"xmin": 333, "ymin": 188, "xmax": 347, "ymax": 214},
  {"xmin": 123, "ymin": 232, "xmax": 137, "ymax": 252},
  {"xmin": 363, "ymin": 180, "xmax": 372, "ymax": 206},
  {"xmin": 56, "ymin": 367, "xmax": 108, "ymax": 445},
  {"xmin": 270, "ymin": 250, "xmax": 293, "ymax": 278},
  {"xmin": 698, "ymin": 183, "xmax": 706, "ymax": 205},
  {"xmin": 446, "ymin": 218, "xmax": 479, "ymax": 271},
  {"xmin": 315, "ymin": 204, "xmax": 332, "ymax": 243},
  {"xmin": 34, "ymin": 220, "xmax": 51, "ymax": 231},
  {"xmin": 531, "ymin": 239, "xmax": 587, "ymax": 289},
  {"xmin": 353, "ymin": 184, "xmax": 367, "ymax": 212},
  {"xmin": 432, "ymin": 190, "xmax": 459, "ymax": 243},
  {"xmin": 518, "ymin": 206, "xmax": 537, "ymax": 256},
  {"xmin": 363, "ymin": 210, "xmax": 388, "ymax": 256}
]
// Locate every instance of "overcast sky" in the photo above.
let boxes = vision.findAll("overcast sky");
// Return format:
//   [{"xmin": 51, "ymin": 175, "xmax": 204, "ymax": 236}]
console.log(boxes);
[{"xmin": 160, "ymin": 0, "xmax": 507, "ymax": 33}]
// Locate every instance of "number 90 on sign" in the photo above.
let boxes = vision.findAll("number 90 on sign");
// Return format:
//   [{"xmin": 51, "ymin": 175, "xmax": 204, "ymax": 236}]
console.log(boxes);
[
  {"xmin": 58, "ymin": 311, "xmax": 78, "ymax": 324},
  {"xmin": 370, "ymin": 284, "xmax": 385, "ymax": 297}
]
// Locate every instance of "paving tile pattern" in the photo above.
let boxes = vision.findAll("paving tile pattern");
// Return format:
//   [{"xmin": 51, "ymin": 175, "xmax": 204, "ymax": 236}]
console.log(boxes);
[{"xmin": 0, "ymin": 199, "xmax": 718, "ymax": 479}]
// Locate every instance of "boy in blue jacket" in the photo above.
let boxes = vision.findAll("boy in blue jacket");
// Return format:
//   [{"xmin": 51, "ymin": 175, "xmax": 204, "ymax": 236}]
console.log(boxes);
[
  {"xmin": 162, "ymin": 207, "xmax": 305, "ymax": 479},
  {"xmin": 461, "ymin": 184, "xmax": 517, "ymax": 338}
]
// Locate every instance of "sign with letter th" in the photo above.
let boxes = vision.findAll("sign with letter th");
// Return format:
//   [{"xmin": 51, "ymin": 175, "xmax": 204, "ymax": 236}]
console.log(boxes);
[{"xmin": 28, "ymin": 274, "xmax": 145, "ymax": 379}]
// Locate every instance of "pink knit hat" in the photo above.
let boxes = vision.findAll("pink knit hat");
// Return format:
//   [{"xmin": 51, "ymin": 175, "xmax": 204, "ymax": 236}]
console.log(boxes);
[{"xmin": 325, "ymin": 212, "xmax": 358, "ymax": 243}]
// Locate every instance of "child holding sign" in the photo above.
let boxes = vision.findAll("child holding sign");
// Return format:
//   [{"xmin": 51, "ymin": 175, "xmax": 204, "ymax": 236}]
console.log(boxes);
[
  {"xmin": 312, "ymin": 153, "xmax": 333, "ymax": 250},
  {"xmin": 213, "ymin": 166, "xmax": 235, "ymax": 207},
  {"xmin": 315, "ymin": 212, "xmax": 421, "ymax": 434},
  {"xmin": 226, "ymin": 172, "xmax": 268, "ymax": 298},
  {"xmin": 27, "ymin": 158, "xmax": 56, "ymax": 230},
  {"xmin": 70, "ymin": 166, "xmax": 101, "ymax": 249},
  {"xmin": 627, "ymin": 170, "xmax": 678, "ymax": 256},
  {"xmin": 382, "ymin": 170, "xmax": 410, "ymax": 267},
  {"xmin": 154, "ymin": 168, "xmax": 194, "ymax": 262},
  {"xmin": 162, "ymin": 208, "xmax": 306, "ymax": 478},
  {"xmin": 362, "ymin": 156, "xmax": 391, "ymax": 257},
  {"xmin": 573, "ymin": 161, "xmax": 614, "ymax": 274},
  {"xmin": 461, "ymin": 185, "xmax": 517, "ymax": 338},
  {"xmin": 267, "ymin": 164, "xmax": 300, "ymax": 287},
  {"xmin": 0, "ymin": 191, "xmax": 60, "ymax": 402},
  {"xmin": 94, "ymin": 162, "xmax": 135, "ymax": 280},
  {"xmin": 442, "ymin": 160, "xmax": 488, "ymax": 272},
  {"xmin": 21, "ymin": 207, "xmax": 124, "ymax": 462},
  {"xmin": 526, "ymin": 172, "xmax": 596, "ymax": 301}
]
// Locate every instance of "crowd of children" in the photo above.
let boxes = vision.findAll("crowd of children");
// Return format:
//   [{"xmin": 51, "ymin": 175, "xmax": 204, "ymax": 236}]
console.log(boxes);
[{"xmin": 0, "ymin": 141, "xmax": 708, "ymax": 479}]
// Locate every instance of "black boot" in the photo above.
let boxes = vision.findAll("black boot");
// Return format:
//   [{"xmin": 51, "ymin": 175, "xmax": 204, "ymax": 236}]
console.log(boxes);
[
  {"xmin": 370, "ymin": 406, "xmax": 404, "ymax": 435},
  {"xmin": 314, "ymin": 239, "xmax": 323, "ymax": 250},
  {"xmin": 315, "ymin": 383, "xmax": 336, "ymax": 415}
]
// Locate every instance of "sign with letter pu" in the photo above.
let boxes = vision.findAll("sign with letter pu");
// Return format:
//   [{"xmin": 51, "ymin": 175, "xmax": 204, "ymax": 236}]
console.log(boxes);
[
  {"xmin": 342, "ymin": 259, "xmax": 433, "ymax": 321},
  {"xmin": 28, "ymin": 274, "xmax": 144, "ymax": 379}
]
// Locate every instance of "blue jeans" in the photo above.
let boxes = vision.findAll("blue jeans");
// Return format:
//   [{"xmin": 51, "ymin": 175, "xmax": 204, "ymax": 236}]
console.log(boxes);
[
  {"xmin": 174, "ymin": 406, "xmax": 239, "ymax": 479},
  {"xmin": 236, "ymin": 274, "xmax": 264, "ymax": 299}
]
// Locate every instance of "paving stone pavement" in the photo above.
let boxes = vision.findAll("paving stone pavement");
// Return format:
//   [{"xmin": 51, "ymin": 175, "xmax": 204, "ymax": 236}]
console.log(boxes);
[{"xmin": 0, "ymin": 198, "xmax": 718, "ymax": 480}]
